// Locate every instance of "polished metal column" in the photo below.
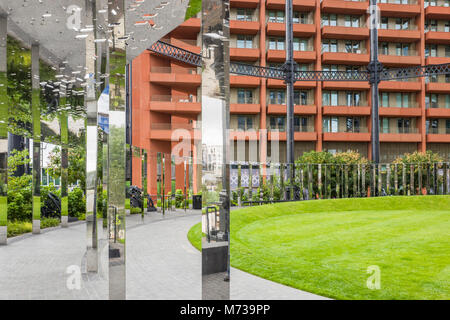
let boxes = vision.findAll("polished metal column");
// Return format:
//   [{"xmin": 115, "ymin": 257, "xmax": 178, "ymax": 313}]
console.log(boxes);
[
  {"xmin": 31, "ymin": 43, "xmax": 41, "ymax": 234},
  {"xmin": 0, "ymin": 14, "xmax": 7, "ymax": 244},
  {"xmin": 60, "ymin": 84, "xmax": 69, "ymax": 227},
  {"xmin": 285, "ymin": 0, "xmax": 295, "ymax": 199},
  {"xmin": 369, "ymin": 0, "xmax": 381, "ymax": 164},
  {"xmin": 201, "ymin": 0, "xmax": 231, "ymax": 300},
  {"xmin": 108, "ymin": 0, "xmax": 127, "ymax": 299}
]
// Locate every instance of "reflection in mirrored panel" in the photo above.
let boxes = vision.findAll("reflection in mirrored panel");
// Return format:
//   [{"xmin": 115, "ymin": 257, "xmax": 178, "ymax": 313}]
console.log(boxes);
[{"xmin": 201, "ymin": 0, "xmax": 231, "ymax": 300}]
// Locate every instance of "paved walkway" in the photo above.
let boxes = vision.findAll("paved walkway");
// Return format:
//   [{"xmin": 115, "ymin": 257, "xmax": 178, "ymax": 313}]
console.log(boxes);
[{"xmin": 0, "ymin": 210, "xmax": 327, "ymax": 300}]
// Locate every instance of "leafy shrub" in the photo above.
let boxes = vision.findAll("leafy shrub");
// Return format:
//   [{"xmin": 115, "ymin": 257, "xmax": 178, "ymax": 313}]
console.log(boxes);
[{"xmin": 68, "ymin": 187, "xmax": 85, "ymax": 218}]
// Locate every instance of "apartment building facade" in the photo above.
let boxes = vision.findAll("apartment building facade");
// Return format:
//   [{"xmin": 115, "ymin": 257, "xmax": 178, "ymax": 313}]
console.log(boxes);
[{"xmin": 132, "ymin": 0, "xmax": 450, "ymax": 194}]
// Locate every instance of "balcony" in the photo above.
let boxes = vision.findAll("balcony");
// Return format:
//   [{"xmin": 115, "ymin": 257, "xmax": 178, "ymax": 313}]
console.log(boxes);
[
  {"xmin": 322, "ymin": 106, "xmax": 371, "ymax": 116},
  {"xmin": 379, "ymin": 54, "xmax": 421, "ymax": 66},
  {"xmin": 378, "ymin": 29, "xmax": 420, "ymax": 42},
  {"xmin": 426, "ymin": 107, "xmax": 450, "ymax": 118},
  {"xmin": 267, "ymin": 22, "xmax": 316, "ymax": 37},
  {"xmin": 267, "ymin": 104, "xmax": 317, "ymax": 115},
  {"xmin": 230, "ymin": 48, "xmax": 260, "ymax": 61},
  {"xmin": 321, "ymin": 0, "xmax": 368, "ymax": 15},
  {"xmin": 322, "ymin": 26, "xmax": 369, "ymax": 40},
  {"xmin": 266, "ymin": 0, "xmax": 316, "ymax": 11},
  {"xmin": 230, "ymin": 0, "xmax": 259, "ymax": 8},
  {"xmin": 149, "ymin": 95, "xmax": 201, "ymax": 115},
  {"xmin": 425, "ymin": 31, "xmax": 450, "ymax": 44},
  {"xmin": 230, "ymin": 103, "xmax": 261, "ymax": 114},
  {"xmin": 321, "ymin": 51, "xmax": 370, "ymax": 65},
  {"xmin": 230, "ymin": 20, "xmax": 260, "ymax": 35},
  {"xmin": 268, "ymin": 128, "xmax": 317, "ymax": 141},
  {"xmin": 176, "ymin": 18, "xmax": 200, "ymax": 34},
  {"xmin": 230, "ymin": 75, "xmax": 260, "ymax": 87},
  {"xmin": 379, "ymin": 105, "xmax": 422, "ymax": 117},
  {"xmin": 150, "ymin": 123, "xmax": 198, "ymax": 141},
  {"xmin": 267, "ymin": 49, "xmax": 316, "ymax": 63},
  {"xmin": 427, "ymin": 127, "xmax": 450, "ymax": 142},
  {"xmin": 426, "ymin": 78, "xmax": 450, "ymax": 93},
  {"xmin": 379, "ymin": 80, "xmax": 422, "ymax": 92},
  {"xmin": 322, "ymin": 81, "xmax": 370, "ymax": 90},
  {"xmin": 425, "ymin": 3, "xmax": 450, "ymax": 19},
  {"xmin": 161, "ymin": 38, "xmax": 200, "ymax": 54},
  {"xmin": 380, "ymin": 128, "xmax": 421, "ymax": 142},
  {"xmin": 378, "ymin": 1, "xmax": 420, "ymax": 18},
  {"xmin": 426, "ymin": 56, "xmax": 450, "ymax": 64},
  {"xmin": 149, "ymin": 67, "xmax": 200, "ymax": 87},
  {"xmin": 323, "ymin": 130, "xmax": 371, "ymax": 142}
]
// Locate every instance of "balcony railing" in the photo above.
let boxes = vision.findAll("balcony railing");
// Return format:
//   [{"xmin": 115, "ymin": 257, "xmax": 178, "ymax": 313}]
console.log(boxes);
[
  {"xmin": 427, "ymin": 127, "xmax": 450, "ymax": 134},
  {"xmin": 151, "ymin": 95, "xmax": 199, "ymax": 103},
  {"xmin": 321, "ymin": 20, "xmax": 367, "ymax": 28},
  {"xmin": 150, "ymin": 67, "xmax": 198, "ymax": 74},
  {"xmin": 381, "ymin": 101, "xmax": 418, "ymax": 108},
  {"xmin": 321, "ymin": 47, "xmax": 368, "ymax": 54},
  {"xmin": 324, "ymin": 127, "xmax": 370, "ymax": 133},
  {"xmin": 381, "ymin": 127, "xmax": 419, "ymax": 134},
  {"xmin": 379, "ymin": 24, "xmax": 418, "ymax": 31},
  {"xmin": 425, "ymin": 25, "xmax": 450, "ymax": 32},
  {"xmin": 424, "ymin": 0, "xmax": 450, "ymax": 7},
  {"xmin": 379, "ymin": 0, "xmax": 418, "ymax": 4},
  {"xmin": 267, "ymin": 98, "xmax": 315, "ymax": 105},
  {"xmin": 268, "ymin": 125, "xmax": 315, "ymax": 132}
]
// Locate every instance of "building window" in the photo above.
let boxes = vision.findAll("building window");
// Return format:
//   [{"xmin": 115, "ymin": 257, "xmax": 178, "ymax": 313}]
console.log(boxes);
[
  {"xmin": 346, "ymin": 92, "xmax": 361, "ymax": 106},
  {"xmin": 425, "ymin": 19, "xmax": 437, "ymax": 31},
  {"xmin": 397, "ymin": 118, "xmax": 411, "ymax": 133},
  {"xmin": 237, "ymin": 35, "xmax": 253, "ymax": 49},
  {"xmin": 294, "ymin": 90, "xmax": 309, "ymax": 105},
  {"xmin": 295, "ymin": 12, "xmax": 308, "ymax": 24},
  {"xmin": 345, "ymin": 15, "xmax": 360, "ymax": 27},
  {"xmin": 236, "ymin": 8, "xmax": 253, "ymax": 21},
  {"xmin": 237, "ymin": 89, "xmax": 253, "ymax": 104},
  {"xmin": 269, "ymin": 37, "xmax": 284, "ymax": 50},
  {"xmin": 270, "ymin": 116, "xmax": 286, "ymax": 131},
  {"xmin": 395, "ymin": 18, "xmax": 410, "ymax": 30},
  {"xmin": 323, "ymin": 91, "xmax": 338, "ymax": 106},
  {"xmin": 268, "ymin": 10, "xmax": 284, "ymax": 23},
  {"xmin": 346, "ymin": 117, "xmax": 361, "ymax": 133},
  {"xmin": 381, "ymin": 92, "xmax": 389, "ymax": 107},
  {"xmin": 293, "ymin": 38, "xmax": 308, "ymax": 51},
  {"xmin": 382, "ymin": 118, "xmax": 389, "ymax": 133},
  {"xmin": 237, "ymin": 116, "xmax": 253, "ymax": 130},
  {"xmin": 381, "ymin": 17, "xmax": 388, "ymax": 29},
  {"xmin": 447, "ymin": 119, "xmax": 450, "ymax": 133},
  {"xmin": 426, "ymin": 93, "xmax": 438, "ymax": 108},
  {"xmin": 323, "ymin": 117, "xmax": 338, "ymax": 133},
  {"xmin": 321, "ymin": 14, "xmax": 337, "ymax": 27},
  {"xmin": 425, "ymin": 44, "xmax": 437, "ymax": 58},
  {"xmin": 294, "ymin": 116, "xmax": 309, "ymax": 132},
  {"xmin": 269, "ymin": 90, "xmax": 286, "ymax": 104},
  {"xmin": 396, "ymin": 43, "xmax": 410, "ymax": 56},
  {"xmin": 381, "ymin": 42, "xmax": 389, "ymax": 55},
  {"xmin": 395, "ymin": 93, "xmax": 410, "ymax": 108},
  {"xmin": 322, "ymin": 39, "xmax": 337, "ymax": 53},
  {"xmin": 345, "ymin": 40, "xmax": 361, "ymax": 53}
]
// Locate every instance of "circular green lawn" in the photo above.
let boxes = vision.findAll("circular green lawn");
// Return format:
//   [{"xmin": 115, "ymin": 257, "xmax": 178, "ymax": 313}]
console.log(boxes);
[{"xmin": 188, "ymin": 196, "xmax": 450, "ymax": 300}]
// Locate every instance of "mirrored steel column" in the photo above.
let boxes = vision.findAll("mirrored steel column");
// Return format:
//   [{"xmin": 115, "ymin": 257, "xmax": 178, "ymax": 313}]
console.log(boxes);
[
  {"xmin": 60, "ymin": 83, "xmax": 69, "ymax": 227},
  {"xmin": 31, "ymin": 42, "xmax": 41, "ymax": 234},
  {"xmin": 108, "ymin": 0, "xmax": 127, "ymax": 299},
  {"xmin": 0, "ymin": 14, "xmax": 7, "ymax": 244},
  {"xmin": 201, "ymin": 0, "xmax": 231, "ymax": 300}
]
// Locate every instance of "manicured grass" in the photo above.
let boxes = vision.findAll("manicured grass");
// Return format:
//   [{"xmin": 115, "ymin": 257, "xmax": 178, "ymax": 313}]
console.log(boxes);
[
  {"xmin": 188, "ymin": 196, "xmax": 450, "ymax": 300},
  {"xmin": 185, "ymin": 0, "xmax": 201, "ymax": 20}
]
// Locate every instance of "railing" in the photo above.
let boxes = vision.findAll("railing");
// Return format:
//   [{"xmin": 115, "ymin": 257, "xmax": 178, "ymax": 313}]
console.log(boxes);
[
  {"xmin": 150, "ymin": 67, "xmax": 198, "ymax": 74},
  {"xmin": 427, "ymin": 127, "xmax": 450, "ymax": 134},
  {"xmin": 426, "ymin": 74, "xmax": 450, "ymax": 83},
  {"xmin": 321, "ymin": 47, "xmax": 368, "ymax": 54},
  {"xmin": 267, "ymin": 98, "xmax": 315, "ymax": 105},
  {"xmin": 379, "ymin": 24, "xmax": 418, "ymax": 31},
  {"xmin": 268, "ymin": 43, "xmax": 315, "ymax": 52},
  {"xmin": 379, "ymin": 48, "xmax": 419, "ymax": 57},
  {"xmin": 425, "ymin": 25, "xmax": 450, "ymax": 33},
  {"xmin": 321, "ymin": 20, "xmax": 367, "ymax": 28},
  {"xmin": 381, "ymin": 102, "xmax": 419, "ymax": 108},
  {"xmin": 381, "ymin": 127, "xmax": 419, "ymax": 134},
  {"xmin": 229, "ymin": 162, "xmax": 450, "ymax": 202},
  {"xmin": 267, "ymin": 16, "xmax": 314, "ymax": 25},
  {"xmin": 324, "ymin": 127, "xmax": 370, "ymax": 133},
  {"xmin": 151, "ymin": 95, "xmax": 199, "ymax": 103},
  {"xmin": 322, "ymin": 102, "xmax": 369, "ymax": 107},
  {"xmin": 424, "ymin": 0, "xmax": 450, "ymax": 7},
  {"xmin": 268, "ymin": 125, "xmax": 316, "ymax": 132},
  {"xmin": 379, "ymin": 0, "xmax": 418, "ymax": 4}
]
